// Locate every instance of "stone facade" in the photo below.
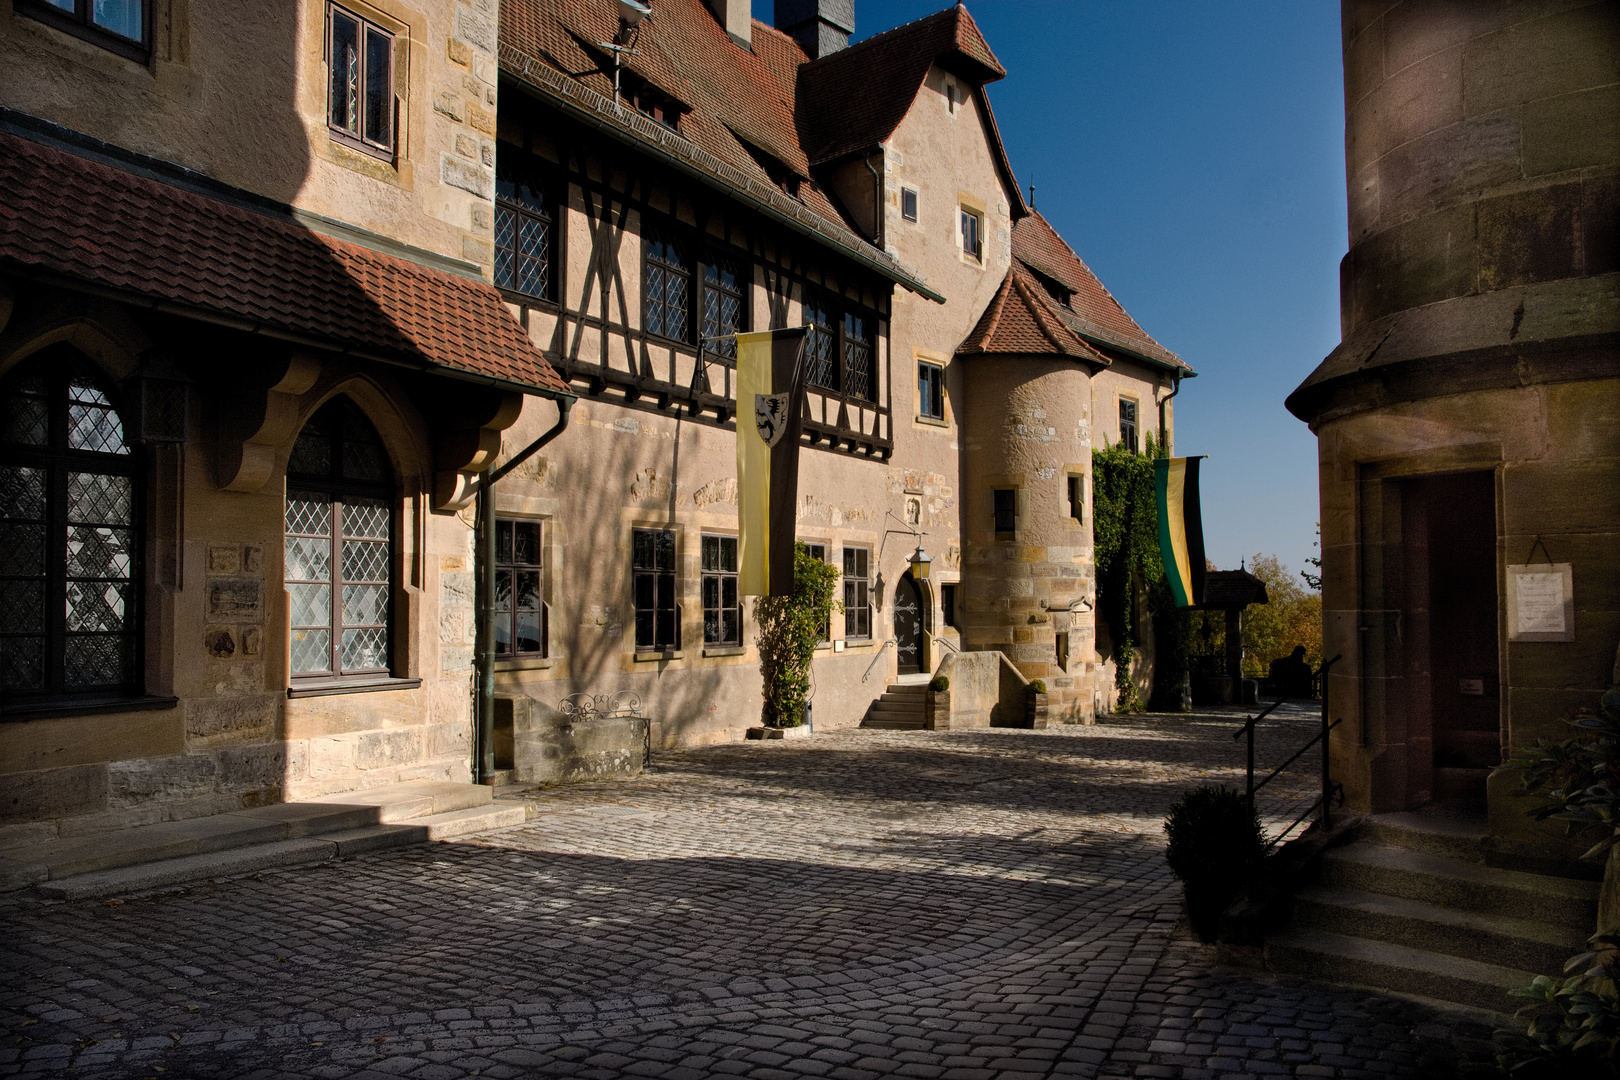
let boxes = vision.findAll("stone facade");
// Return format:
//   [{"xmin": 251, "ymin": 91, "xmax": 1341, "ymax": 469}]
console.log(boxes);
[{"xmin": 1287, "ymin": 0, "xmax": 1619, "ymax": 861}]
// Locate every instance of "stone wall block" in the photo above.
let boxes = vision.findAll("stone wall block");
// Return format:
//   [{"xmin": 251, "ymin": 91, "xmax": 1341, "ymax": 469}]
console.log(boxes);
[
  {"xmin": 0, "ymin": 764, "xmax": 107, "ymax": 823},
  {"xmin": 441, "ymin": 570, "xmax": 474, "ymax": 609},
  {"xmin": 107, "ymin": 755, "xmax": 218, "ymax": 808},
  {"xmin": 207, "ymin": 544, "xmax": 240, "ymax": 573},
  {"xmin": 206, "ymin": 577, "xmax": 263, "ymax": 620},
  {"xmin": 434, "ymin": 90, "xmax": 465, "ymax": 122},
  {"xmin": 309, "ymin": 736, "xmax": 356, "ymax": 779},
  {"xmin": 455, "ymin": 4, "xmax": 497, "ymax": 54},
  {"xmin": 217, "ymin": 743, "xmax": 285, "ymax": 794},
  {"xmin": 428, "ymin": 721, "xmax": 470, "ymax": 759},
  {"xmin": 356, "ymin": 729, "xmax": 423, "ymax": 770},
  {"xmin": 441, "ymin": 645, "xmax": 473, "ymax": 673},
  {"xmin": 186, "ymin": 695, "xmax": 276, "ymax": 741},
  {"xmin": 441, "ymin": 155, "xmax": 492, "ymax": 199},
  {"xmin": 1476, "ymin": 184, "xmax": 1581, "ymax": 291},
  {"xmin": 1581, "ymin": 174, "xmax": 1620, "ymax": 276},
  {"xmin": 1462, "ymin": 3, "xmax": 1620, "ymax": 118},
  {"xmin": 1377, "ymin": 111, "xmax": 1520, "ymax": 228}
]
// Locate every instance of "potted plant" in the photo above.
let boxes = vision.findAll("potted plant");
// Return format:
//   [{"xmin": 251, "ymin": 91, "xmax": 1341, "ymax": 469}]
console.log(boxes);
[
  {"xmin": 752, "ymin": 544, "xmax": 841, "ymax": 732},
  {"xmin": 1164, "ymin": 784, "xmax": 1266, "ymax": 942},
  {"xmin": 1026, "ymin": 678, "xmax": 1049, "ymax": 729},
  {"xmin": 926, "ymin": 674, "xmax": 950, "ymax": 730}
]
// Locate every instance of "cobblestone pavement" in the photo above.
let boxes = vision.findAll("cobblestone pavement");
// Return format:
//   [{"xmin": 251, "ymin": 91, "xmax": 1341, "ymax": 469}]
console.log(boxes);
[{"xmin": 3, "ymin": 707, "xmax": 1505, "ymax": 1079}]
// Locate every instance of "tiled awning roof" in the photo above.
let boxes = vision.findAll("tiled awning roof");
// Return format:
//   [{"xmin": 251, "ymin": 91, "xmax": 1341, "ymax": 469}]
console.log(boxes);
[
  {"xmin": 0, "ymin": 128, "xmax": 570, "ymax": 396},
  {"xmin": 957, "ymin": 265, "xmax": 1111, "ymax": 365}
]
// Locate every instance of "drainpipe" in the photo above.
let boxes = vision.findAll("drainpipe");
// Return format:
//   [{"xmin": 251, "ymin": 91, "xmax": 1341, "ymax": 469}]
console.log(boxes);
[
  {"xmin": 474, "ymin": 395, "xmax": 574, "ymax": 784},
  {"xmin": 863, "ymin": 151, "xmax": 884, "ymax": 250},
  {"xmin": 1158, "ymin": 371, "xmax": 1182, "ymax": 455}
]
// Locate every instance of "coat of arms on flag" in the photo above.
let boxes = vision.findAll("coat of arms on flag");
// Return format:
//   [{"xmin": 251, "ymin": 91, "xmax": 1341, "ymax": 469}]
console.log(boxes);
[{"xmin": 755, "ymin": 393, "xmax": 790, "ymax": 448}]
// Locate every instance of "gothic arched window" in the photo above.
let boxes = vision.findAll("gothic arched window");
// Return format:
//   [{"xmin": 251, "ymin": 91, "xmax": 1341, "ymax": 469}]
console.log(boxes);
[
  {"xmin": 284, "ymin": 397, "xmax": 395, "ymax": 681},
  {"xmin": 1, "ymin": 349, "xmax": 141, "ymax": 700}
]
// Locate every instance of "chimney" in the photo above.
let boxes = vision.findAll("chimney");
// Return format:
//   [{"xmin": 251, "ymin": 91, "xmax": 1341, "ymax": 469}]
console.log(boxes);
[
  {"xmin": 775, "ymin": 0, "xmax": 854, "ymax": 59},
  {"xmin": 705, "ymin": 0, "xmax": 752, "ymax": 49}
]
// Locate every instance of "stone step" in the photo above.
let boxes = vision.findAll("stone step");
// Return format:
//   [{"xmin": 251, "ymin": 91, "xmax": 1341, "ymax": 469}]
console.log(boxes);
[
  {"xmin": 881, "ymin": 686, "xmax": 928, "ymax": 699},
  {"xmin": 868, "ymin": 703, "xmax": 924, "ymax": 717},
  {"xmin": 1320, "ymin": 844, "xmax": 1599, "ymax": 929},
  {"xmin": 0, "ymin": 780, "xmax": 497, "ymax": 893},
  {"xmin": 1293, "ymin": 884, "xmax": 1584, "ymax": 975},
  {"xmin": 1360, "ymin": 812, "xmax": 1487, "ymax": 863},
  {"xmin": 861, "ymin": 718, "xmax": 926, "ymax": 730},
  {"xmin": 1265, "ymin": 927, "xmax": 1531, "ymax": 1013},
  {"xmin": 30, "ymin": 803, "xmax": 533, "ymax": 901}
]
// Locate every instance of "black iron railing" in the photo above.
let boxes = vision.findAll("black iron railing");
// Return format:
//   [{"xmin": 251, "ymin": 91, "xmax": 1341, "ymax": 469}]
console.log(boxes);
[{"xmin": 1232, "ymin": 654, "xmax": 1343, "ymax": 846}]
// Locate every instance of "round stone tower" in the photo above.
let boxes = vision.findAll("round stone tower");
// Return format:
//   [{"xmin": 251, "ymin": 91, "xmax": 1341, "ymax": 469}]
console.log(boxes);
[{"xmin": 1287, "ymin": 1, "xmax": 1619, "ymax": 850}]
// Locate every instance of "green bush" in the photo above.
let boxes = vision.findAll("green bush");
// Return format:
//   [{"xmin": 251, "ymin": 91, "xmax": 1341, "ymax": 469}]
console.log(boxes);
[
  {"xmin": 1164, "ymin": 785, "xmax": 1265, "ymax": 942},
  {"xmin": 928, "ymin": 675, "xmax": 949, "ymax": 693},
  {"xmin": 1498, "ymin": 689, "xmax": 1620, "ymax": 860},
  {"xmin": 1027, "ymin": 679, "xmax": 1046, "ymax": 695},
  {"xmin": 752, "ymin": 544, "xmax": 842, "ymax": 728}
]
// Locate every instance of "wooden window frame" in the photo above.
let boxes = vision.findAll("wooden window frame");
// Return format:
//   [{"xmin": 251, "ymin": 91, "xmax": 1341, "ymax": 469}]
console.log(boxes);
[
  {"xmin": 643, "ymin": 229, "xmax": 694, "ymax": 346},
  {"xmin": 631, "ymin": 527, "xmax": 679, "ymax": 653},
  {"xmin": 0, "ymin": 351, "xmax": 144, "ymax": 705},
  {"xmin": 495, "ymin": 518, "xmax": 547, "ymax": 659},
  {"xmin": 960, "ymin": 206, "xmax": 983, "ymax": 261},
  {"xmin": 917, "ymin": 360, "xmax": 944, "ymax": 420},
  {"xmin": 326, "ymin": 2, "xmax": 397, "ymax": 161},
  {"xmin": 700, "ymin": 254, "xmax": 747, "ymax": 362},
  {"xmin": 15, "ymin": 0, "xmax": 151, "ymax": 63},
  {"xmin": 285, "ymin": 400, "xmax": 396, "ymax": 684},
  {"xmin": 901, "ymin": 187, "xmax": 919, "ymax": 222},
  {"xmin": 842, "ymin": 546, "xmax": 871, "ymax": 641},
  {"xmin": 494, "ymin": 155, "xmax": 558, "ymax": 304},
  {"xmin": 700, "ymin": 534, "xmax": 740, "ymax": 647}
]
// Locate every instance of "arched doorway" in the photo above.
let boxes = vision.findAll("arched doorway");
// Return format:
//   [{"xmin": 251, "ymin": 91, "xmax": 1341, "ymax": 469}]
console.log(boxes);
[{"xmin": 894, "ymin": 575, "xmax": 926, "ymax": 675}]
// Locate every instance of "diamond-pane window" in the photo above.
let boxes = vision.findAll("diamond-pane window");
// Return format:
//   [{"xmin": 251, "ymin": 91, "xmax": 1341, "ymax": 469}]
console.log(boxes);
[
  {"xmin": 0, "ymin": 349, "xmax": 141, "ymax": 700},
  {"xmin": 494, "ymin": 154, "xmax": 554, "ymax": 302},
  {"xmin": 285, "ymin": 397, "xmax": 394, "ymax": 680},
  {"xmin": 702, "ymin": 259, "xmax": 743, "ymax": 360},
  {"xmin": 645, "ymin": 231, "xmax": 691, "ymax": 343},
  {"xmin": 843, "ymin": 311, "xmax": 873, "ymax": 401},
  {"xmin": 803, "ymin": 291, "xmax": 837, "ymax": 391}
]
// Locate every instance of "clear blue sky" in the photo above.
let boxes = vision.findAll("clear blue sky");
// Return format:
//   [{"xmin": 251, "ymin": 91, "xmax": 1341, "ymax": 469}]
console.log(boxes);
[{"xmin": 759, "ymin": 0, "xmax": 1348, "ymax": 584}]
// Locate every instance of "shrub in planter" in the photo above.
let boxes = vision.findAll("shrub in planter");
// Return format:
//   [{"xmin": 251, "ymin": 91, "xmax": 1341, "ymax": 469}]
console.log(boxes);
[
  {"xmin": 1164, "ymin": 784, "xmax": 1265, "ymax": 942},
  {"xmin": 928, "ymin": 675, "xmax": 949, "ymax": 693}
]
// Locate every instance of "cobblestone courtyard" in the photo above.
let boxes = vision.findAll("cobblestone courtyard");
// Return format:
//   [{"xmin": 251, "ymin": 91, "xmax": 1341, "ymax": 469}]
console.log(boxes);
[{"xmin": 3, "ymin": 709, "xmax": 1503, "ymax": 1079}]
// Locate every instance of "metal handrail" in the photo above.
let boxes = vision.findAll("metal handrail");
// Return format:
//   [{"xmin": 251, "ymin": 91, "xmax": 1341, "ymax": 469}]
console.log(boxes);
[
  {"xmin": 860, "ymin": 639, "xmax": 897, "ymax": 683},
  {"xmin": 931, "ymin": 636, "xmax": 960, "ymax": 657},
  {"xmin": 1233, "ymin": 654, "xmax": 1343, "ymax": 846}
]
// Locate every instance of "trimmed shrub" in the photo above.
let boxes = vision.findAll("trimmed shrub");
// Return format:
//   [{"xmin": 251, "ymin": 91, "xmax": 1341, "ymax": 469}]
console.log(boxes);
[
  {"xmin": 1028, "ymin": 679, "xmax": 1047, "ymax": 695},
  {"xmin": 1164, "ymin": 785, "xmax": 1265, "ymax": 942},
  {"xmin": 928, "ymin": 675, "xmax": 949, "ymax": 693}
]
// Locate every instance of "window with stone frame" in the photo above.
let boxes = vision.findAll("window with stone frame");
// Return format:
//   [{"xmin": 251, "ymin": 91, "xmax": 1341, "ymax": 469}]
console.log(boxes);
[
  {"xmin": 494, "ymin": 156, "xmax": 554, "ymax": 302},
  {"xmin": 284, "ymin": 397, "xmax": 394, "ymax": 681},
  {"xmin": 842, "ymin": 546, "xmax": 871, "ymax": 640},
  {"xmin": 632, "ymin": 528, "xmax": 678, "ymax": 652},
  {"xmin": 644, "ymin": 231, "xmax": 691, "ymax": 344},
  {"xmin": 917, "ymin": 360, "xmax": 944, "ymax": 420},
  {"xmin": 802, "ymin": 542, "xmax": 830, "ymax": 643},
  {"xmin": 701, "ymin": 256, "xmax": 745, "ymax": 361},
  {"xmin": 960, "ymin": 206, "xmax": 983, "ymax": 260},
  {"xmin": 326, "ymin": 3, "xmax": 396, "ymax": 160},
  {"xmin": 16, "ymin": 0, "xmax": 148, "ymax": 62},
  {"xmin": 993, "ymin": 488, "xmax": 1017, "ymax": 536},
  {"xmin": 495, "ymin": 518, "xmax": 546, "ymax": 658},
  {"xmin": 0, "ymin": 349, "xmax": 142, "ymax": 702},
  {"xmin": 700, "ymin": 534, "xmax": 739, "ymax": 646},
  {"xmin": 1119, "ymin": 397, "xmax": 1139, "ymax": 454}
]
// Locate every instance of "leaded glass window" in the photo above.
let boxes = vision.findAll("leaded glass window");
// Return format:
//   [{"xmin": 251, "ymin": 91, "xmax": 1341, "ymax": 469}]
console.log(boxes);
[
  {"xmin": 285, "ymin": 397, "xmax": 394, "ymax": 679},
  {"xmin": 494, "ymin": 157, "xmax": 554, "ymax": 301},
  {"xmin": 803, "ymin": 290, "xmax": 837, "ymax": 391},
  {"xmin": 701, "ymin": 257, "xmax": 743, "ymax": 360},
  {"xmin": 843, "ymin": 311, "xmax": 873, "ymax": 401},
  {"xmin": 644, "ymin": 233, "xmax": 690, "ymax": 343},
  {"xmin": 327, "ymin": 4, "xmax": 395, "ymax": 158},
  {"xmin": 701, "ymin": 535, "xmax": 739, "ymax": 646},
  {"xmin": 842, "ymin": 547, "xmax": 871, "ymax": 640},
  {"xmin": 1, "ymin": 350, "xmax": 140, "ymax": 700},
  {"xmin": 495, "ymin": 519, "xmax": 545, "ymax": 657},
  {"xmin": 632, "ymin": 528, "xmax": 677, "ymax": 652}
]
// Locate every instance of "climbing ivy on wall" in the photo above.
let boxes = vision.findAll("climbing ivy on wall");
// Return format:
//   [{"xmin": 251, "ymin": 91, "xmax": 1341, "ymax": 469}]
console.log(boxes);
[{"xmin": 1092, "ymin": 436, "xmax": 1192, "ymax": 712}]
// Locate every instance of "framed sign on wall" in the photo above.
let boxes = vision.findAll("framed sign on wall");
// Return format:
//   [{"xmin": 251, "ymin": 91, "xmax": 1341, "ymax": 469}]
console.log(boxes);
[{"xmin": 1506, "ymin": 562, "xmax": 1574, "ymax": 642}]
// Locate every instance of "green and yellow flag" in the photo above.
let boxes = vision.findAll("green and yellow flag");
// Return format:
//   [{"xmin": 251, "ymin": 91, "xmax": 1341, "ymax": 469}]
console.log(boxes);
[
  {"xmin": 1155, "ymin": 456, "xmax": 1206, "ymax": 608},
  {"xmin": 736, "ymin": 327, "xmax": 808, "ymax": 597}
]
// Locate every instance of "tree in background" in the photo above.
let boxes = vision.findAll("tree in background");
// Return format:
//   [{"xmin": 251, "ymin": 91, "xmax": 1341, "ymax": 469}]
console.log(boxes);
[{"xmin": 1241, "ymin": 553, "xmax": 1323, "ymax": 677}]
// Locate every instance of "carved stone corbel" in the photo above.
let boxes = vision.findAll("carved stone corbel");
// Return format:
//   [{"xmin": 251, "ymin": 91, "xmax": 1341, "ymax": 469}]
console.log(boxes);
[
  {"xmin": 217, "ymin": 353, "xmax": 323, "ymax": 492},
  {"xmin": 432, "ymin": 391, "xmax": 523, "ymax": 511}
]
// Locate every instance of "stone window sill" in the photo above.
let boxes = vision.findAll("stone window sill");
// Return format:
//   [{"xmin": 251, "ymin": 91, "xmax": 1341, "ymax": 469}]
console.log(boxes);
[
  {"xmin": 633, "ymin": 650, "xmax": 683, "ymax": 662},
  {"xmin": 702, "ymin": 646, "xmax": 746, "ymax": 657},
  {"xmin": 287, "ymin": 677, "xmax": 422, "ymax": 699},
  {"xmin": 915, "ymin": 415, "xmax": 949, "ymax": 428},
  {"xmin": 495, "ymin": 656, "xmax": 552, "ymax": 671},
  {"xmin": 1, "ymin": 694, "xmax": 179, "ymax": 723}
]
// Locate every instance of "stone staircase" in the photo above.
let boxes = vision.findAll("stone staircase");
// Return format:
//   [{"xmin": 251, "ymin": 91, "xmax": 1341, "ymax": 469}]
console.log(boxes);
[
  {"xmin": 860, "ymin": 678, "xmax": 930, "ymax": 730},
  {"xmin": 0, "ymin": 780, "xmax": 531, "ymax": 900},
  {"xmin": 1266, "ymin": 812, "xmax": 1599, "ymax": 1012}
]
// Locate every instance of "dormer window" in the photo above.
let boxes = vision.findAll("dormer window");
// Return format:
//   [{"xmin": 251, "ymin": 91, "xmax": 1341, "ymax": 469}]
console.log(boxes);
[
  {"xmin": 629, "ymin": 82, "xmax": 682, "ymax": 131},
  {"xmin": 1031, "ymin": 267, "xmax": 1073, "ymax": 308}
]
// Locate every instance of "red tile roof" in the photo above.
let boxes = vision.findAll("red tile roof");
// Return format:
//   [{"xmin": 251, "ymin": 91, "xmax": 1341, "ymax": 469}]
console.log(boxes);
[
  {"xmin": 1013, "ymin": 211, "xmax": 1188, "ymax": 371},
  {"xmin": 957, "ymin": 264, "xmax": 1110, "ymax": 365},
  {"xmin": 796, "ymin": 4, "xmax": 1006, "ymax": 166},
  {"xmin": 0, "ymin": 131, "xmax": 569, "ymax": 395}
]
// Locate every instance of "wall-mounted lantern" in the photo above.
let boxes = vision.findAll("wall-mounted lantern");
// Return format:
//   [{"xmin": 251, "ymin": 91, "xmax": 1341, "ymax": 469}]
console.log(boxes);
[{"xmin": 909, "ymin": 544, "xmax": 932, "ymax": 580}]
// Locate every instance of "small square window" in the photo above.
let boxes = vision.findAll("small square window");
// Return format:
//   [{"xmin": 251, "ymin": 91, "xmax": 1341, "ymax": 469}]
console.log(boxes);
[
  {"xmin": 901, "ymin": 188, "xmax": 919, "ymax": 222},
  {"xmin": 961, "ymin": 207, "xmax": 982, "ymax": 261},
  {"xmin": 941, "ymin": 583, "xmax": 957, "ymax": 629},
  {"xmin": 328, "ymin": 4, "xmax": 396, "ymax": 159},
  {"xmin": 1067, "ymin": 476, "xmax": 1083, "ymax": 524},
  {"xmin": 993, "ymin": 489, "xmax": 1016, "ymax": 536},
  {"xmin": 917, "ymin": 361, "xmax": 944, "ymax": 420}
]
